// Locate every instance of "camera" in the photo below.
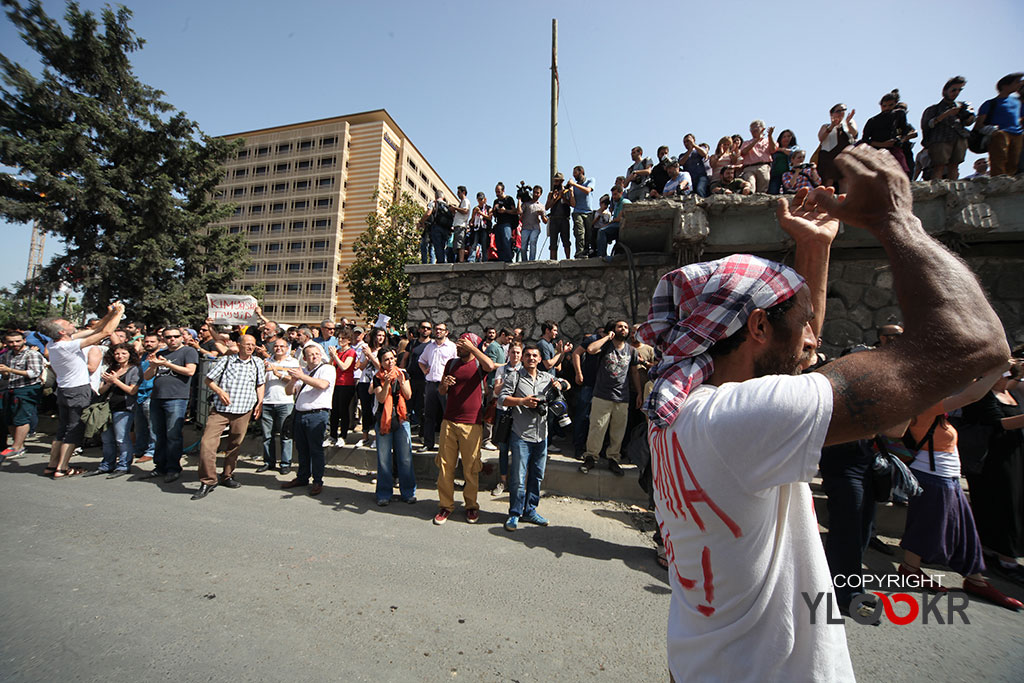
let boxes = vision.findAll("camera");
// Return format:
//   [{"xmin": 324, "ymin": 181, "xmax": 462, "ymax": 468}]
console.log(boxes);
[
  {"xmin": 795, "ymin": 163, "xmax": 812, "ymax": 170},
  {"xmin": 516, "ymin": 181, "xmax": 532, "ymax": 203},
  {"xmin": 533, "ymin": 382, "xmax": 572, "ymax": 429}
]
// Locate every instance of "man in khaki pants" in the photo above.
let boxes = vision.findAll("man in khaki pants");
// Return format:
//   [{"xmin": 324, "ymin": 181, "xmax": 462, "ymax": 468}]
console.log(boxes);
[
  {"xmin": 193, "ymin": 334, "xmax": 265, "ymax": 500},
  {"xmin": 433, "ymin": 333, "xmax": 496, "ymax": 525},
  {"xmin": 579, "ymin": 320, "xmax": 643, "ymax": 476}
]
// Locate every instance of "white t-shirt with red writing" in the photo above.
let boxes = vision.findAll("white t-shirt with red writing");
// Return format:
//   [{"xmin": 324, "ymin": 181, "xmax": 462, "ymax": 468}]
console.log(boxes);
[{"xmin": 651, "ymin": 372, "xmax": 853, "ymax": 682}]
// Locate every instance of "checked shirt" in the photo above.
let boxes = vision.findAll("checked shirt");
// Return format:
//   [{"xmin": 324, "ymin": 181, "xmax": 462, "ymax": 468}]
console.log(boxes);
[
  {"xmin": 0, "ymin": 346, "xmax": 45, "ymax": 391},
  {"xmin": 206, "ymin": 355, "xmax": 266, "ymax": 415}
]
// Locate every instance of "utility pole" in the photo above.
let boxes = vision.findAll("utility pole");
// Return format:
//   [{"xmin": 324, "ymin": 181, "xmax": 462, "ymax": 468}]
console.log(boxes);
[{"xmin": 550, "ymin": 18, "xmax": 558, "ymax": 182}]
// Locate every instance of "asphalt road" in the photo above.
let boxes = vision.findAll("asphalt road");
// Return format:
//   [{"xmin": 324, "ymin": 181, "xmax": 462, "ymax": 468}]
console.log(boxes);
[{"xmin": 1, "ymin": 443, "xmax": 1022, "ymax": 682}]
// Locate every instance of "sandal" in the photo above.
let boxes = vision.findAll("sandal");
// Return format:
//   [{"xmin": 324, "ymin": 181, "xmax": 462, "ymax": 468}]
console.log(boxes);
[
  {"xmin": 656, "ymin": 545, "xmax": 669, "ymax": 569},
  {"xmin": 43, "ymin": 467, "xmax": 58, "ymax": 478},
  {"xmin": 52, "ymin": 467, "xmax": 85, "ymax": 479}
]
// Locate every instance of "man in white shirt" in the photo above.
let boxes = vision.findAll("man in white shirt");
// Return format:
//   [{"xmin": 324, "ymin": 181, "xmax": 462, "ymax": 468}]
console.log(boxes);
[
  {"xmin": 281, "ymin": 344, "xmax": 335, "ymax": 496},
  {"xmin": 39, "ymin": 302, "xmax": 124, "ymax": 477},
  {"xmin": 417, "ymin": 322, "xmax": 457, "ymax": 451},
  {"xmin": 638, "ymin": 146, "xmax": 1009, "ymax": 681},
  {"xmin": 452, "ymin": 185, "xmax": 471, "ymax": 263}
]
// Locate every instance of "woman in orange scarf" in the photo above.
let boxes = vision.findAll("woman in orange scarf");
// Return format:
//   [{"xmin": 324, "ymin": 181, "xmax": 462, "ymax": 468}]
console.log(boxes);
[{"xmin": 372, "ymin": 349, "xmax": 415, "ymax": 505}]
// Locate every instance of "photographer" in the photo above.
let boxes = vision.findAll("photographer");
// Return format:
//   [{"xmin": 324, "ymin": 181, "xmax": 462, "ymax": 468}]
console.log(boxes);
[
  {"xmin": 492, "ymin": 182, "xmax": 518, "ymax": 263},
  {"xmin": 625, "ymin": 146, "xmax": 653, "ymax": 201},
  {"xmin": 497, "ymin": 343, "xmax": 570, "ymax": 531},
  {"xmin": 545, "ymin": 172, "xmax": 573, "ymax": 261},
  {"xmin": 782, "ymin": 149, "xmax": 822, "ymax": 194},
  {"xmin": 419, "ymin": 189, "xmax": 454, "ymax": 264},
  {"xmin": 921, "ymin": 76, "xmax": 976, "ymax": 180},
  {"xmin": 518, "ymin": 184, "xmax": 547, "ymax": 262}
]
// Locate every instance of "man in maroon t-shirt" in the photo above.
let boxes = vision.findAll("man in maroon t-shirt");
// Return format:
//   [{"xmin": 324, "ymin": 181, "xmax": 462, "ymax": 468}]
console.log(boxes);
[{"xmin": 433, "ymin": 333, "xmax": 498, "ymax": 525}]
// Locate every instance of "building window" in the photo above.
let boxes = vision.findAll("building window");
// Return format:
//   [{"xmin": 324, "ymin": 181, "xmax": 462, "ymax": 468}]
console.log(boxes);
[
  {"xmin": 296, "ymin": 159, "xmax": 312, "ymax": 171},
  {"xmin": 267, "ymin": 242, "xmax": 282, "ymax": 252},
  {"xmin": 273, "ymin": 182, "xmax": 288, "ymax": 192},
  {"xmin": 405, "ymin": 176, "xmax": 416, "ymax": 190},
  {"xmin": 314, "ymin": 197, "xmax": 331, "ymax": 209},
  {"xmin": 276, "ymin": 143, "xmax": 291, "ymax": 154},
  {"xmin": 317, "ymin": 177, "xmax": 334, "ymax": 188},
  {"xmin": 298, "ymin": 140, "xmax": 313, "ymax": 151},
  {"xmin": 419, "ymin": 190, "xmax": 427, "ymax": 201},
  {"xmin": 237, "ymin": 149, "xmax": 250, "ymax": 159},
  {"xmin": 232, "ymin": 206, "xmax": 243, "ymax": 216},
  {"xmin": 269, "ymin": 222, "xmax": 284, "ymax": 233},
  {"xmin": 312, "ymin": 239, "xmax": 328, "ymax": 249},
  {"xmin": 310, "ymin": 260, "xmax": 327, "ymax": 272},
  {"xmin": 306, "ymin": 304, "xmax": 323, "ymax": 314},
  {"xmin": 256, "ymin": 146, "xmax": 270, "ymax": 157},
  {"xmin": 271, "ymin": 202, "xmax": 285, "ymax": 213},
  {"xmin": 245, "ymin": 265, "xmax": 257, "ymax": 273},
  {"xmin": 249, "ymin": 204, "xmax": 264, "ymax": 214},
  {"xmin": 251, "ymin": 185, "xmax": 266, "ymax": 195},
  {"xmin": 284, "ymin": 305, "xmax": 297, "ymax": 314},
  {"xmin": 275, "ymin": 163, "xmax": 290, "ymax": 173},
  {"xmin": 292, "ymin": 200, "xmax": 308, "ymax": 210},
  {"xmin": 264, "ymin": 284, "xmax": 278, "ymax": 293},
  {"xmin": 319, "ymin": 156, "xmax": 336, "ymax": 168},
  {"xmin": 431, "ymin": 184, "xmax": 439, "ymax": 196},
  {"xmin": 265, "ymin": 263, "xmax": 280, "ymax": 273},
  {"xmin": 291, "ymin": 220, "xmax": 306, "ymax": 231},
  {"xmin": 313, "ymin": 218, "xmax": 330, "ymax": 229},
  {"xmin": 263, "ymin": 304, "xmax": 276, "ymax": 314},
  {"xmin": 408, "ymin": 158, "xmax": 418, "ymax": 172},
  {"xmin": 287, "ymin": 262, "xmax": 304, "ymax": 272},
  {"xmin": 285, "ymin": 283, "xmax": 301, "ymax": 293},
  {"xmin": 248, "ymin": 245, "xmax": 260, "ymax": 255},
  {"xmin": 254, "ymin": 166, "xmax": 268, "ymax": 176},
  {"xmin": 307, "ymin": 283, "xmax": 325, "ymax": 293},
  {"xmin": 228, "ymin": 225, "xmax": 242, "ymax": 234},
  {"xmin": 320, "ymin": 136, "xmax": 337, "ymax": 147},
  {"xmin": 419, "ymin": 171, "xmax": 428, "ymax": 183},
  {"xmin": 234, "ymin": 168, "xmax": 248, "ymax": 178},
  {"xmin": 232, "ymin": 187, "xmax": 246, "ymax": 197},
  {"xmin": 294, "ymin": 179, "xmax": 310, "ymax": 190},
  {"xmin": 214, "ymin": 189, "xmax": 225, "ymax": 199},
  {"xmin": 288, "ymin": 241, "xmax": 305, "ymax": 251}
]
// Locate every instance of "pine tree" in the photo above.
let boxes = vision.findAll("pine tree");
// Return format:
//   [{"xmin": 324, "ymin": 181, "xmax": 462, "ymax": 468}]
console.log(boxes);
[
  {"xmin": 342, "ymin": 186, "xmax": 425, "ymax": 326},
  {"xmin": 0, "ymin": 0, "xmax": 248, "ymax": 327}
]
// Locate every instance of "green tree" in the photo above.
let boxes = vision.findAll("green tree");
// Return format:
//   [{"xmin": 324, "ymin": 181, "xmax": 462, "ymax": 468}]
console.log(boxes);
[
  {"xmin": 0, "ymin": 0, "xmax": 248, "ymax": 328},
  {"xmin": 342, "ymin": 186, "xmax": 425, "ymax": 327}
]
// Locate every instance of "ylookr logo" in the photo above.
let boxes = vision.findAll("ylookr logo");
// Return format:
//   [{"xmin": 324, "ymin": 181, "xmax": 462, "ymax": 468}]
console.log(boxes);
[{"xmin": 802, "ymin": 591, "xmax": 970, "ymax": 626}]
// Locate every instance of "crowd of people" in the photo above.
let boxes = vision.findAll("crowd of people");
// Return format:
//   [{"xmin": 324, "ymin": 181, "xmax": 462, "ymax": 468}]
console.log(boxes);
[{"xmin": 419, "ymin": 72, "xmax": 1024, "ymax": 266}]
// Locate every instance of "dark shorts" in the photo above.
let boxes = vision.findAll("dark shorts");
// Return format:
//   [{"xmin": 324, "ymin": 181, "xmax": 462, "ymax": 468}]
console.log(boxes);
[
  {"xmin": 55, "ymin": 384, "xmax": 94, "ymax": 445},
  {"xmin": 3, "ymin": 385, "xmax": 41, "ymax": 428}
]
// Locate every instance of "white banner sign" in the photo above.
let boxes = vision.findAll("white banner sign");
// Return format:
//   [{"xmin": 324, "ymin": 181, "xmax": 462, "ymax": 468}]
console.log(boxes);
[{"xmin": 206, "ymin": 293, "xmax": 259, "ymax": 326}]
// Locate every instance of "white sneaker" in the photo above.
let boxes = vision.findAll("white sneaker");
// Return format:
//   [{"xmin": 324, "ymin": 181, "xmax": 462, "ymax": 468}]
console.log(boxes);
[
  {"xmin": 335, "ymin": 437, "xmax": 347, "ymax": 447},
  {"xmin": 322, "ymin": 438, "xmax": 333, "ymax": 448},
  {"xmin": 482, "ymin": 439, "xmax": 497, "ymax": 451},
  {"xmin": 491, "ymin": 480, "xmax": 506, "ymax": 496},
  {"xmin": 353, "ymin": 439, "xmax": 364, "ymax": 448},
  {"xmin": 367, "ymin": 438, "xmax": 376, "ymax": 448}
]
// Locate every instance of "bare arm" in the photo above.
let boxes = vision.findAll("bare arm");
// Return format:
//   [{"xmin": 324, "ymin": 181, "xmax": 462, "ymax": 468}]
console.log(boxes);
[
  {"xmin": 941, "ymin": 365, "xmax": 1009, "ymax": 413},
  {"xmin": 587, "ymin": 333, "xmax": 614, "ymax": 355},
  {"xmin": 78, "ymin": 302, "xmax": 125, "ymax": 348},
  {"xmin": 87, "ymin": 347, "xmax": 103, "ymax": 374},
  {"xmin": 812, "ymin": 146, "xmax": 1009, "ymax": 445}
]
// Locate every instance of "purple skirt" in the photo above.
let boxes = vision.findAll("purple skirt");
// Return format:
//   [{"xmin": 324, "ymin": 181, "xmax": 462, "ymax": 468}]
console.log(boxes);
[{"xmin": 901, "ymin": 469, "xmax": 986, "ymax": 577}]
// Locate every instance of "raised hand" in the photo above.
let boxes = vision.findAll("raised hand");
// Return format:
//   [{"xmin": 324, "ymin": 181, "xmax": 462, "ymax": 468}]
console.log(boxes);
[
  {"xmin": 775, "ymin": 186, "xmax": 841, "ymax": 246},
  {"xmin": 806, "ymin": 146, "xmax": 912, "ymax": 234}
]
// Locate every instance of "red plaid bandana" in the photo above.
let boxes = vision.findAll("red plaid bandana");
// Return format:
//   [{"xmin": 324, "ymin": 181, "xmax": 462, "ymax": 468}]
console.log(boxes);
[
  {"xmin": 459, "ymin": 332, "xmax": 482, "ymax": 347},
  {"xmin": 637, "ymin": 255, "xmax": 805, "ymax": 427}
]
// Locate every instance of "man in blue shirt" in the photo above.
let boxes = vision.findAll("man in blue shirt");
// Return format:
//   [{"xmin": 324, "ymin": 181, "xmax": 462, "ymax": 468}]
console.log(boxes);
[
  {"xmin": 567, "ymin": 165, "xmax": 595, "ymax": 259},
  {"xmin": 977, "ymin": 72, "xmax": 1023, "ymax": 176},
  {"xmin": 596, "ymin": 185, "xmax": 631, "ymax": 260},
  {"xmin": 132, "ymin": 333, "xmax": 160, "ymax": 462}
]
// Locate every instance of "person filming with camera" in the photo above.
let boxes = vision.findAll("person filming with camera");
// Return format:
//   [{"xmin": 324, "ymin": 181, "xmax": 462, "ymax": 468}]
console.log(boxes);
[{"xmin": 497, "ymin": 344, "xmax": 571, "ymax": 531}]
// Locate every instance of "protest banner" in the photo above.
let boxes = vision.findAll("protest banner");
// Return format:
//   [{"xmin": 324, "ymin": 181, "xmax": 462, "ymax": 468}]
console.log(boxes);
[{"xmin": 206, "ymin": 293, "xmax": 260, "ymax": 326}]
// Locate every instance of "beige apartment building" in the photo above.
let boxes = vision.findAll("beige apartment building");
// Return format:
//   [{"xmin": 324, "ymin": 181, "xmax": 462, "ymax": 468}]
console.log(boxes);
[{"xmin": 211, "ymin": 109, "xmax": 454, "ymax": 325}]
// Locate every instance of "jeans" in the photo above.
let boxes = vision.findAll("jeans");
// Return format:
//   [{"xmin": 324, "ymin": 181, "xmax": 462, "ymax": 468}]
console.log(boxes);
[
  {"xmin": 100, "ymin": 409, "xmax": 135, "ymax": 472},
  {"xmin": 151, "ymin": 398, "xmax": 188, "ymax": 475},
  {"xmin": 693, "ymin": 175, "xmax": 710, "ymax": 198},
  {"xmin": 572, "ymin": 384, "xmax": 594, "ymax": 456},
  {"xmin": 495, "ymin": 222, "xmax": 513, "ymax": 262},
  {"xmin": 376, "ymin": 419, "xmax": 415, "ymax": 502},
  {"xmin": 597, "ymin": 221, "xmax": 620, "ymax": 259},
  {"xmin": 261, "ymin": 402, "xmax": 293, "ymax": 467},
  {"xmin": 294, "ymin": 409, "xmax": 329, "ymax": 483},
  {"xmin": 422, "ymin": 381, "xmax": 447, "ymax": 450},
  {"xmin": 508, "ymin": 432, "xmax": 548, "ymax": 517},
  {"xmin": 820, "ymin": 441, "xmax": 876, "ymax": 609},
  {"xmin": 420, "ymin": 231, "xmax": 433, "ymax": 264},
  {"xmin": 430, "ymin": 225, "xmax": 451, "ymax": 264},
  {"xmin": 549, "ymin": 216, "xmax": 571, "ymax": 260},
  {"xmin": 522, "ymin": 228, "xmax": 540, "ymax": 261},
  {"xmin": 132, "ymin": 398, "xmax": 155, "ymax": 458},
  {"xmin": 572, "ymin": 212, "xmax": 592, "ymax": 257},
  {"xmin": 496, "ymin": 408, "xmax": 510, "ymax": 476}
]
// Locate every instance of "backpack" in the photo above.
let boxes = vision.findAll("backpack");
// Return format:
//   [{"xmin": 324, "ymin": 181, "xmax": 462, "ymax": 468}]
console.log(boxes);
[{"xmin": 432, "ymin": 201, "xmax": 454, "ymax": 230}]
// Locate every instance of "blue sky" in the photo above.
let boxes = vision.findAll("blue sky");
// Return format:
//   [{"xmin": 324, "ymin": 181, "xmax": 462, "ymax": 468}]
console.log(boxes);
[{"xmin": 2, "ymin": 0, "xmax": 1022, "ymax": 289}]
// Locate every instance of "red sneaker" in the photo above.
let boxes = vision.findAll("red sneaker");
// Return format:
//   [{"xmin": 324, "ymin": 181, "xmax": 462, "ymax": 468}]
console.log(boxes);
[
  {"xmin": 433, "ymin": 509, "xmax": 451, "ymax": 526},
  {"xmin": 465, "ymin": 509, "xmax": 479, "ymax": 524},
  {"xmin": 963, "ymin": 579, "xmax": 1024, "ymax": 611}
]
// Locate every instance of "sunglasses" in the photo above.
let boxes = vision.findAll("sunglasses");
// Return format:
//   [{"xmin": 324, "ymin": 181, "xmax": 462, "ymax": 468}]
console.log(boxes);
[{"xmin": 164, "ymin": 334, "xmax": 182, "ymax": 339}]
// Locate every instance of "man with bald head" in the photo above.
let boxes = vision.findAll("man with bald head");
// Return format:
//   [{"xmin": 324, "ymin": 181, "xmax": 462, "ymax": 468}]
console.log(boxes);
[{"xmin": 193, "ymin": 334, "xmax": 266, "ymax": 500}]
